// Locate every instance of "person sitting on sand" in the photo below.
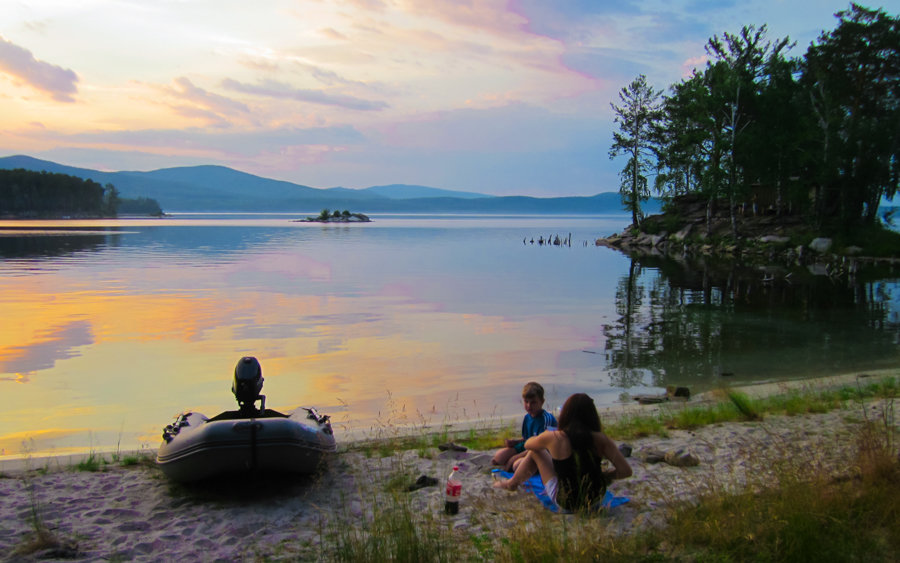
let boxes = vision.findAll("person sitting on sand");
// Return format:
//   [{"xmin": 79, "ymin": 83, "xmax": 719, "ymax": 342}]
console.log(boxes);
[
  {"xmin": 492, "ymin": 382, "xmax": 558, "ymax": 471},
  {"xmin": 493, "ymin": 392, "xmax": 632, "ymax": 512}
]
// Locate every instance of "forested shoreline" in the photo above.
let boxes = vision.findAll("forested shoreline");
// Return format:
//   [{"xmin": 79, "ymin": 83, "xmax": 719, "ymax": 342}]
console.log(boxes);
[
  {"xmin": 0, "ymin": 168, "xmax": 161, "ymax": 218},
  {"xmin": 609, "ymin": 4, "xmax": 899, "ymax": 238}
]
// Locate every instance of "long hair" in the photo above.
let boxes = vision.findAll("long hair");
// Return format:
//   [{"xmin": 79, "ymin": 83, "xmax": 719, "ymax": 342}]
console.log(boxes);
[
  {"xmin": 557, "ymin": 393, "xmax": 602, "ymax": 452},
  {"xmin": 556, "ymin": 393, "xmax": 606, "ymax": 510}
]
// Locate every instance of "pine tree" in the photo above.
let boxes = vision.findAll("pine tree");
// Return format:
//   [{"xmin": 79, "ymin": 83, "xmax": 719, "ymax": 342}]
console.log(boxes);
[{"xmin": 609, "ymin": 75, "xmax": 664, "ymax": 227}]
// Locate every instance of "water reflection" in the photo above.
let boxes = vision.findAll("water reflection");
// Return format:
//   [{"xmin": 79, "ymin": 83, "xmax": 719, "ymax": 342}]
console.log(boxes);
[
  {"xmin": 0, "ymin": 228, "xmax": 120, "ymax": 259},
  {"xmin": 605, "ymin": 255, "xmax": 900, "ymax": 389}
]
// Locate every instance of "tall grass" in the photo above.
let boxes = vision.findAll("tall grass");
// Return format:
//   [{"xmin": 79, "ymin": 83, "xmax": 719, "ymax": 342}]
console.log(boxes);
[
  {"xmin": 322, "ymin": 491, "xmax": 456, "ymax": 563},
  {"xmin": 651, "ymin": 398, "xmax": 899, "ymax": 562}
]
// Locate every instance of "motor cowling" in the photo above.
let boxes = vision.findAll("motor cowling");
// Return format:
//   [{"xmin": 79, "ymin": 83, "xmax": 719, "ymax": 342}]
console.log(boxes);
[{"xmin": 232, "ymin": 356, "xmax": 264, "ymax": 410}]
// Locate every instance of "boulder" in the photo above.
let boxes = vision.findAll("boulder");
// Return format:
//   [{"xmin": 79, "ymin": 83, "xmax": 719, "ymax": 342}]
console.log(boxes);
[
  {"xmin": 809, "ymin": 237, "xmax": 833, "ymax": 254},
  {"xmin": 664, "ymin": 448, "xmax": 700, "ymax": 467},
  {"xmin": 671, "ymin": 224, "xmax": 692, "ymax": 242},
  {"xmin": 758, "ymin": 235, "xmax": 790, "ymax": 244}
]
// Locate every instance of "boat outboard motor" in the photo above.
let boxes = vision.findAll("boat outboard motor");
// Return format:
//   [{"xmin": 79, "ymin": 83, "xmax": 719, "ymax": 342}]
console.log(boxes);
[{"xmin": 232, "ymin": 356, "xmax": 265, "ymax": 414}]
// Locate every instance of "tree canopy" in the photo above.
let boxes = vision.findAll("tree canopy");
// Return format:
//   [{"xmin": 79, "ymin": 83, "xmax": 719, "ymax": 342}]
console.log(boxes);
[
  {"xmin": 611, "ymin": 3, "xmax": 899, "ymax": 235},
  {"xmin": 0, "ymin": 169, "xmax": 113, "ymax": 217}
]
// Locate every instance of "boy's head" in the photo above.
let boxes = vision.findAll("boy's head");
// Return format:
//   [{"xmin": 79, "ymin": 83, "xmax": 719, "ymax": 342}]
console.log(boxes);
[{"xmin": 522, "ymin": 382, "xmax": 545, "ymax": 417}]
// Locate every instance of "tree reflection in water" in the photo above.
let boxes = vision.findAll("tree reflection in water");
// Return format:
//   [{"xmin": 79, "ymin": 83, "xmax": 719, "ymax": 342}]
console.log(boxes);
[{"xmin": 604, "ymin": 255, "xmax": 900, "ymax": 390}]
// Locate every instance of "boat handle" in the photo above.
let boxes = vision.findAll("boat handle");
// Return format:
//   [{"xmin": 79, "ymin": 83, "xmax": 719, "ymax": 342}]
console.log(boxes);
[{"xmin": 232, "ymin": 421, "xmax": 263, "ymax": 432}]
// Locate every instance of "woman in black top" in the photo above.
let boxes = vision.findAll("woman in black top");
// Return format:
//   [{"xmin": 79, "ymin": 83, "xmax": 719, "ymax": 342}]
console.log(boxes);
[{"xmin": 493, "ymin": 393, "xmax": 632, "ymax": 512}]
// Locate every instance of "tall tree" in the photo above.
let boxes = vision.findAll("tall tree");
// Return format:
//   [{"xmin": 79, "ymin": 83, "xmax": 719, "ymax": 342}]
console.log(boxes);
[
  {"xmin": 802, "ymin": 3, "xmax": 900, "ymax": 230},
  {"xmin": 706, "ymin": 25, "xmax": 794, "ymax": 236},
  {"xmin": 610, "ymin": 75, "xmax": 664, "ymax": 227},
  {"xmin": 659, "ymin": 67, "xmax": 729, "ymax": 234}
]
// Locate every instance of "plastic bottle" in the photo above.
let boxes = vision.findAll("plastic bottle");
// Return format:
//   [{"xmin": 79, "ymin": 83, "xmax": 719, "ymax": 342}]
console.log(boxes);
[{"xmin": 444, "ymin": 465, "xmax": 461, "ymax": 515}]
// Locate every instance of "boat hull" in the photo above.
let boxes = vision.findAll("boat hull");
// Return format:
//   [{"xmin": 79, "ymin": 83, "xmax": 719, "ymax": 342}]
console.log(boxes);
[{"xmin": 156, "ymin": 409, "xmax": 336, "ymax": 482}]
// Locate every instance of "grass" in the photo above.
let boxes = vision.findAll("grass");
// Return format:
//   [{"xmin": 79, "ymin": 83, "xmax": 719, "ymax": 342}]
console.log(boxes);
[
  {"xmin": 646, "ymin": 397, "xmax": 899, "ymax": 562},
  {"xmin": 322, "ymin": 491, "xmax": 457, "ymax": 563},
  {"xmin": 602, "ymin": 377, "xmax": 898, "ymax": 442},
  {"xmin": 10, "ymin": 472, "xmax": 80, "ymax": 558},
  {"xmin": 74, "ymin": 451, "xmax": 104, "ymax": 472}
]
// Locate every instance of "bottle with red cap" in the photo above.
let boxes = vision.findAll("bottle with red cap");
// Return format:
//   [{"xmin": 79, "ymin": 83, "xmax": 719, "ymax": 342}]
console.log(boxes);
[{"xmin": 444, "ymin": 465, "xmax": 461, "ymax": 515}]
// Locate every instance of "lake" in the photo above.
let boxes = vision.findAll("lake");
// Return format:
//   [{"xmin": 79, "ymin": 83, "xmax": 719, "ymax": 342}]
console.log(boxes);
[{"xmin": 1, "ymin": 214, "xmax": 898, "ymax": 458}]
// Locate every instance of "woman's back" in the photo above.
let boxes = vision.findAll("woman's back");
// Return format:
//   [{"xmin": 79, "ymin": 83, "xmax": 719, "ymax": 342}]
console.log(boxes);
[{"xmin": 550, "ymin": 431, "xmax": 606, "ymax": 510}]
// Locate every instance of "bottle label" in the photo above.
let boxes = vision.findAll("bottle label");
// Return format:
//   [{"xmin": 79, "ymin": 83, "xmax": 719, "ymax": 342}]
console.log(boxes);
[{"xmin": 446, "ymin": 479, "xmax": 461, "ymax": 498}]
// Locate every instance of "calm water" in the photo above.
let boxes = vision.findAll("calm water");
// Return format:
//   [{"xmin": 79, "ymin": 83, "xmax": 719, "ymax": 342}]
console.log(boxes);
[{"xmin": 1, "ymin": 214, "xmax": 898, "ymax": 458}]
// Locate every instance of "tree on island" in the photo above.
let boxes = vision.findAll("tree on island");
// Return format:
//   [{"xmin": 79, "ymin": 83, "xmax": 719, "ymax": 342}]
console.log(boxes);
[
  {"xmin": 802, "ymin": 3, "xmax": 900, "ymax": 231},
  {"xmin": 609, "ymin": 74, "xmax": 663, "ymax": 228},
  {"xmin": 612, "ymin": 3, "xmax": 899, "ymax": 237},
  {"xmin": 304, "ymin": 208, "xmax": 369, "ymax": 222}
]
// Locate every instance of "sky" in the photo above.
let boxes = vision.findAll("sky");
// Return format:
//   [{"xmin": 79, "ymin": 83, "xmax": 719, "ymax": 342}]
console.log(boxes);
[{"xmin": 0, "ymin": 0, "xmax": 893, "ymax": 197}]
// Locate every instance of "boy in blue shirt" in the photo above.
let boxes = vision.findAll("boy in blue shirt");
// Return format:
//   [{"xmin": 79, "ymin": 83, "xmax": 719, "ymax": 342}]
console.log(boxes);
[{"xmin": 492, "ymin": 382, "xmax": 558, "ymax": 471}]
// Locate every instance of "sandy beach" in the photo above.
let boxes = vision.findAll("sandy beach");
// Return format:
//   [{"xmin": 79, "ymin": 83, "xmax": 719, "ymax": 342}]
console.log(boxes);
[{"xmin": 2, "ymin": 371, "xmax": 896, "ymax": 562}]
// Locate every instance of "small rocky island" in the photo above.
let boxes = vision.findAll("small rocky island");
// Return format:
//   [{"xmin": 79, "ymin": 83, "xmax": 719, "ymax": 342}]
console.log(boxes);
[{"xmin": 294, "ymin": 209, "xmax": 371, "ymax": 223}]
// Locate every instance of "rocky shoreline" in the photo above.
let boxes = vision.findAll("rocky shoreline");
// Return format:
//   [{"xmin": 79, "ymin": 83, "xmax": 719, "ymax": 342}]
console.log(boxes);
[{"xmin": 595, "ymin": 195, "xmax": 900, "ymax": 274}]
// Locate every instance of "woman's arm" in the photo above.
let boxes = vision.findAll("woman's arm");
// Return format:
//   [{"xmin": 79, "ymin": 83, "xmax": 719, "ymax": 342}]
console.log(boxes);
[
  {"xmin": 523, "ymin": 429, "xmax": 555, "ymax": 452},
  {"xmin": 596, "ymin": 433, "xmax": 632, "ymax": 481}
]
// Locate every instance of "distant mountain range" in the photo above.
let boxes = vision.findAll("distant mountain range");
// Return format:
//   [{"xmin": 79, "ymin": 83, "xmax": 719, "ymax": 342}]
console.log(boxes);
[{"xmin": 0, "ymin": 154, "xmax": 653, "ymax": 214}]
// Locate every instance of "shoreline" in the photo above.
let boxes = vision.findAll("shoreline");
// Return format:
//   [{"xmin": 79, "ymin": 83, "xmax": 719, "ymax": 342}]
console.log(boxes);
[
  {"xmin": 2, "ymin": 367, "xmax": 894, "ymax": 476},
  {"xmin": 1, "ymin": 369, "xmax": 896, "ymax": 560}
]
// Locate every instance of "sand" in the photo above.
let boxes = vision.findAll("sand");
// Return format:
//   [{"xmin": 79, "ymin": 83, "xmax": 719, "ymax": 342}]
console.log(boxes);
[{"xmin": 1, "ymin": 371, "xmax": 896, "ymax": 561}]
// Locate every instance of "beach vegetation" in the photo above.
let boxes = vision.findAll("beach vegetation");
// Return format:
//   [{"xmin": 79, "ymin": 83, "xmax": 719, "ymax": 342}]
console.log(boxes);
[
  {"xmin": 11, "ymin": 476, "xmax": 80, "ymax": 558},
  {"xmin": 74, "ymin": 452, "xmax": 104, "ymax": 472},
  {"xmin": 605, "ymin": 413, "xmax": 669, "ymax": 440}
]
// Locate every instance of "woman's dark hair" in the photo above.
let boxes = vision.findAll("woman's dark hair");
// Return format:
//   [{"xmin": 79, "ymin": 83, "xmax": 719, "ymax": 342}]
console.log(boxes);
[{"xmin": 558, "ymin": 393, "xmax": 602, "ymax": 451}]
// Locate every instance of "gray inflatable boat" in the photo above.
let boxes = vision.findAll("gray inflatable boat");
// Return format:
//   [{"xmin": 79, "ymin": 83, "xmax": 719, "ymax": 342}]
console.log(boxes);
[{"xmin": 156, "ymin": 357, "xmax": 336, "ymax": 483}]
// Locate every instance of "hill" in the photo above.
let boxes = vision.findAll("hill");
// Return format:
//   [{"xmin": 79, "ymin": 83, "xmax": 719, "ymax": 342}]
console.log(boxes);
[
  {"xmin": 360, "ymin": 184, "xmax": 490, "ymax": 200},
  {"xmin": 0, "ymin": 155, "xmax": 643, "ymax": 214}
]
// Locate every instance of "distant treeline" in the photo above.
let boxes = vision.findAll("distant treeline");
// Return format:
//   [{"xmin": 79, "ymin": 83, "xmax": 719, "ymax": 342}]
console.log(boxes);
[
  {"xmin": 118, "ymin": 197, "xmax": 163, "ymax": 216},
  {"xmin": 0, "ymin": 168, "xmax": 161, "ymax": 217}
]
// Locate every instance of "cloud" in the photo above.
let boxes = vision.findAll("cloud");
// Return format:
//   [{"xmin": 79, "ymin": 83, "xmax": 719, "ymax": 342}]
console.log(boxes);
[
  {"xmin": 319, "ymin": 27, "xmax": 348, "ymax": 41},
  {"xmin": 169, "ymin": 77, "xmax": 250, "ymax": 116},
  {"xmin": 291, "ymin": 61, "xmax": 368, "ymax": 88},
  {"xmin": 43, "ymin": 124, "xmax": 367, "ymax": 157},
  {"xmin": 403, "ymin": 1, "xmax": 530, "ymax": 38},
  {"xmin": 221, "ymin": 78, "xmax": 389, "ymax": 111},
  {"xmin": 0, "ymin": 35, "xmax": 79, "ymax": 102}
]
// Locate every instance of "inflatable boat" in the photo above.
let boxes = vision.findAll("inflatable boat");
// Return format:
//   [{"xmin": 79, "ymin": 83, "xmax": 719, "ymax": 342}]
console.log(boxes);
[{"xmin": 156, "ymin": 356, "xmax": 336, "ymax": 482}]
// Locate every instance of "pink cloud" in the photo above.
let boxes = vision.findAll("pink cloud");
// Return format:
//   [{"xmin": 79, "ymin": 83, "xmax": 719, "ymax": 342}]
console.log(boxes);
[
  {"xmin": 0, "ymin": 35, "xmax": 79, "ymax": 102},
  {"xmin": 170, "ymin": 77, "xmax": 250, "ymax": 115}
]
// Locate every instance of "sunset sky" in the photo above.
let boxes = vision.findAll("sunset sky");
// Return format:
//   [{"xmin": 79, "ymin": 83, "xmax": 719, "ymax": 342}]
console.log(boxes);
[{"xmin": 0, "ymin": 0, "xmax": 882, "ymax": 197}]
